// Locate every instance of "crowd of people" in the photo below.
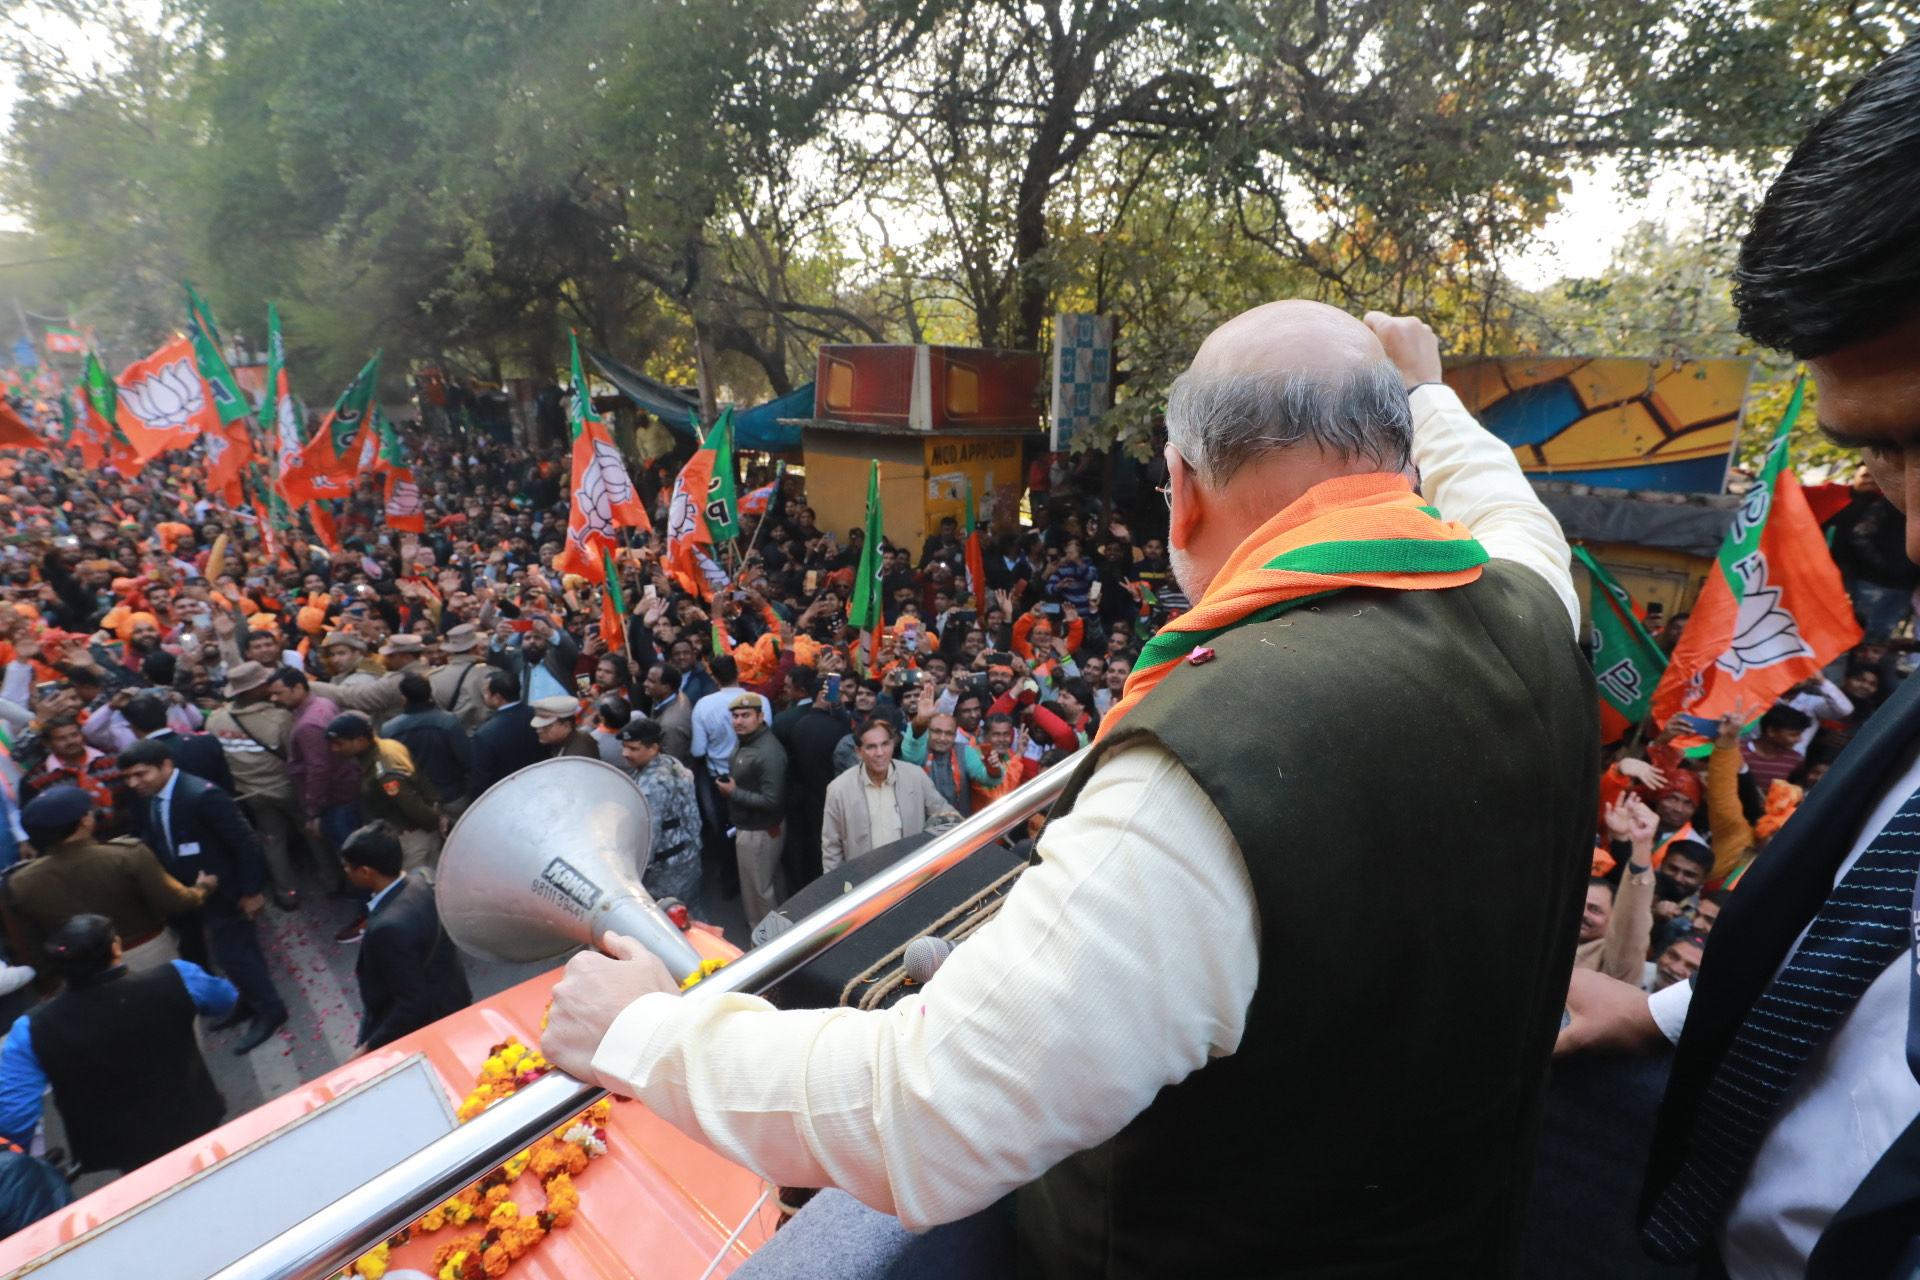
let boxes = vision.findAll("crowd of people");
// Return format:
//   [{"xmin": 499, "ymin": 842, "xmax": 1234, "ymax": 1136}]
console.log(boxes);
[
  {"xmin": 0, "ymin": 411, "xmax": 1177, "ymax": 1198},
  {"xmin": 1579, "ymin": 484, "xmax": 1907, "ymax": 1006},
  {"xmin": 0, "ymin": 309, "xmax": 1909, "ymax": 1254}
]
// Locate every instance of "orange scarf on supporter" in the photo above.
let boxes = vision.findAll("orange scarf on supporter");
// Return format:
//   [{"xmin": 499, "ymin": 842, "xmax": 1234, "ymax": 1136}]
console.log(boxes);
[{"xmin": 1099, "ymin": 473, "xmax": 1488, "ymax": 737}]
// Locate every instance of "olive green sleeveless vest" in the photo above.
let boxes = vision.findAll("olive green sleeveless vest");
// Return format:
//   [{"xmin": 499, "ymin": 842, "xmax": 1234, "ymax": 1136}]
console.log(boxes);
[{"xmin": 1015, "ymin": 562, "xmax": 1599, "ymax": 1278}]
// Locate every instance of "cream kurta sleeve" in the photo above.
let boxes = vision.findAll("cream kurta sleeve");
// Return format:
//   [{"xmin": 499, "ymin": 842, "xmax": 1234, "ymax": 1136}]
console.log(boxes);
[
  {"xmin": 1410, "ymin": 382, "xmax": 1579, "ymax": 635},
  {"xmin": 589, "ymin": 740, "xmax": 1259, "ymax": 1231}
]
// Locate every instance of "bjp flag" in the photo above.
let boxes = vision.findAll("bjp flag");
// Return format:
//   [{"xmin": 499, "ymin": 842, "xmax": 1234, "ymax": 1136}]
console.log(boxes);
[
  {"xmin": 1651, "ymin": 381, "xmax": 1861, "ymax": 730},
  {"xmin": 115, "ymin": 337, "xmax": 221, "ymax": 465},
  {"xmin": 0, "ymin": 399, "xmax": 42, "ymax": 450},
  {"xmin": 665, "ymin": 445, "xmax": 729, "ymax": 601},
  {"xmin": 556, "ymin": 335, "xmax": 648, "ymax": 581},
  {"xmin": 282, "ymin": 354, "xmax": 378, "ymax": 508}
]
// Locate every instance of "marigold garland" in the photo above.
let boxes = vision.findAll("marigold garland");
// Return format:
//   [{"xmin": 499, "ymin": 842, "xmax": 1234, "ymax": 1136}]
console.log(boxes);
[{"xmin": 337, "ymin": 1037, "xmax": 614, "ymax": 1280}]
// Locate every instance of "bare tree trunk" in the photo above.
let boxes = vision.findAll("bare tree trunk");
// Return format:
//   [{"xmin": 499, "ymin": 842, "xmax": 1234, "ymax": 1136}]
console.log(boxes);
[{"xmin": 692, "ymin": 316, "xmax": 720, "ymax": 431}]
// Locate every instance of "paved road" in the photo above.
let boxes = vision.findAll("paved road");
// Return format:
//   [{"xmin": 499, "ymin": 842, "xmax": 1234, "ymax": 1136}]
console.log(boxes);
[{"xmin": 49, "ymin": 854, "xmax": 753, "ymax": 1197}]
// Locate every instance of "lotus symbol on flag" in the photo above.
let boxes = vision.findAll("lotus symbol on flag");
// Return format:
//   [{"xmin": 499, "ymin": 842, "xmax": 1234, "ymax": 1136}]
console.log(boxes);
[
  {"xmin": 1718, "ymin": 551, "xmax": 1813, "ymax": 678},
  {"xmin": 668, "ymin": 477, "xmax": 700, "ymax": 544},
  {"xmin": 120, "ymin": 359, "xmax": 205, "ymax": 433},
  {"xmin": 276, "ymin": 398, "xmax": 302, "ymax": 467},
  {"xmin": 577, "ymin": 436, "xmax": 636, "ymax": 537},
  {"xmin": 387, "ymin": 477, "xmax": 421, "ymax": 519}
]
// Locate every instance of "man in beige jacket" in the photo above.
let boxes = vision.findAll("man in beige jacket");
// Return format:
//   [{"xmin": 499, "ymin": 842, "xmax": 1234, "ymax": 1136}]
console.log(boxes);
[
  {"xmin": 205, "ymin": 661, "xmax": 304, "ymax": 909},
  {"xmin": 310, "ymin": 634, "xmax": 434, "ymax": 730},
  {"xmin": 819, "ymin": 718, "xmax": 960, "ymax": 872},
  {"xmin": 428, "ymin": 624, "xmax": 492, "ymax": 732}
]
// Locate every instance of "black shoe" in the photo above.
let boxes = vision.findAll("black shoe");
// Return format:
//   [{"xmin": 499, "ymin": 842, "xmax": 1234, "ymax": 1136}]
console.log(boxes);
[
  {"xmin": 272, "ymin": 889, "xmax": 300, "ymax": 912},
  {"xmin": 209, "ymin": 1004, "xmax": 253, "ymax": 1032},
  {"xmin": 233, "ymin": 1007, "xmax": 289, "ymax": 1055}
]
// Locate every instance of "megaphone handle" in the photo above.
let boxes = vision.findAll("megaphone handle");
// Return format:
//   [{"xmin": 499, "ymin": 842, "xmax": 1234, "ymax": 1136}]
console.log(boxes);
[{"xmin": 597, "ymin": 893, "xmax": 707, "ymax": 983}]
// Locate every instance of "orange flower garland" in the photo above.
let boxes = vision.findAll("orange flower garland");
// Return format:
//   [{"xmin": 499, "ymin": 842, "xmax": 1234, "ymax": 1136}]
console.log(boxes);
[{"xmin": 337, "ymin": 1038, "xmax": 613, "ymax": 1280}]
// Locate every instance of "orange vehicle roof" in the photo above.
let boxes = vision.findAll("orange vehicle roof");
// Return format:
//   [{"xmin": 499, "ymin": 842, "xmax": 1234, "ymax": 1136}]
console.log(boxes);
[{"xmin": 0, "ymin": 931, "xmax": 778, "ymax": 1279}]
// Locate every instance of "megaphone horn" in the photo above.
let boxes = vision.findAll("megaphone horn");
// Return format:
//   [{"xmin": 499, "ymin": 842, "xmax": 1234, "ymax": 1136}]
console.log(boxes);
[{"xmin": 435, "ymin": 756, "xmax": 706, "ymax": 982}]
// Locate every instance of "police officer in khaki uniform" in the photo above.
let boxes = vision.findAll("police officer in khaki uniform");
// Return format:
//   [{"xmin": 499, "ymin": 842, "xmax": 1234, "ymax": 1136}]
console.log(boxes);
[
  {"xmin": 430, "ymin": 624, "xmax": 493, "ymax": 733},
  {"xmin": 204, "ymin": 661, "xmax": 306, "ymax": 909},
  {"xmin": 311, "ymin": 634, "xmax": 435, "ymax": 731},
  {"xmin": 321, "ymin": 630, "xmax": 384, "ymax": 690},
  {"xmin": 530, "ymin": 695, "xmax": 600, "ymax": 760},
  {"xmin": 323, "ymin": 714, "xmax": 445, "ymax": 871},
  {"xmin": 7, "ymin": 786, "xmax": 215, "ymax": 970}
]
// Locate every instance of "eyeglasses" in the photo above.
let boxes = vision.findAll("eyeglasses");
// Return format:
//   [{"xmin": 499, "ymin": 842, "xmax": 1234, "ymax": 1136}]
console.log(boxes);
[{"xmin": 1157, "ymin": 483, "xmax": 1173, "ymax": 510}]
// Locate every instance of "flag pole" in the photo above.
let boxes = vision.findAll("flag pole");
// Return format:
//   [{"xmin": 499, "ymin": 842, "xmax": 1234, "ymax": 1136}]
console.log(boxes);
[{"xmin": 738, "ymin": 460, "xmax": 784, "ymax": 567}]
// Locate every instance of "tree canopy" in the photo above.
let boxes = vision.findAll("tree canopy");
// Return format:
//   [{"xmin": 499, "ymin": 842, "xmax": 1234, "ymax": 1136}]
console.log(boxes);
[{"xmin": 1, "ymin": 0, "xmax": 1911, "ymax": 449}]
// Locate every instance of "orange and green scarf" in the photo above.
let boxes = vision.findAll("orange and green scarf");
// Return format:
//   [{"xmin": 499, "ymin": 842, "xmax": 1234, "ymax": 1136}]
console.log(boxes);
[{"xmin": 1100, "ymin": 472, "xmax": 1487, "ymax": 737}]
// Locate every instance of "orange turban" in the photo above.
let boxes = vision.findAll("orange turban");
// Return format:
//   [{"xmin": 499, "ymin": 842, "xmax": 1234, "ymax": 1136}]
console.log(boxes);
[
  {"xmin": 109, "ymin": 610, "xmax": 157, "ymax": 642},
  {"xmin": 247, "ymin": 611, "xmax": 279, "ymax": 633},
  {"xmin": 155, "ymin": 521, "xmax": 192, "ymax": 554},
  {"xmin": 296, "ymin": 605, "xmax": 328, "ymax": 635},
  {"xmin": 1755, "ymin": 781, "xmax": 1804, "ymax": 842}
]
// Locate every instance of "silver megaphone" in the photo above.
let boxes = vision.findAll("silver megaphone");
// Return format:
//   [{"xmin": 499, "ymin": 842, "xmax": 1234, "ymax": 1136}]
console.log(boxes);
[{"xmin": 435, "ymin": 756, "xmax": 706, "ymax": 982}]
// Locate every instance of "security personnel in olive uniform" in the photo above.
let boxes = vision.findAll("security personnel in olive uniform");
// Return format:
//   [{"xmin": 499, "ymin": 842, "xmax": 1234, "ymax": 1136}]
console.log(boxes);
[
  {"xmin": 321, "ymin": 630, "xmax": 384, "ymax": 689},
  {"xmin": 203, "ymin": 661, "xmax": 306, "ymax": 909},
  {"xmin": 6, "ymin": 786, "xmax": 215, "ymax": 971},
  {"xmin": 312, "ymin": 634, "xmax": 436, "ymax": 731},
  {"xmin": 323, "ymin": 715, "xmax": 445, "ymax": 871},
  {"xmin": 429, "ymin": 624, "xmax": 493, "ymax": 733}
]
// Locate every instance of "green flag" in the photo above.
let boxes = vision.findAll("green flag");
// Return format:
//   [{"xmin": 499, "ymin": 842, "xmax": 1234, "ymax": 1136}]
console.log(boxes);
[
  {"xmin": 184, "ymin": 281, "xmax": 251, "ymax": 427},
  {"xmin": 323, "ymin": 354, "xmax": 381, "ymax": 460},
  {"xmin": 566, "ymin": 333, "xmax": 597, "ymax": 441},
  {"xmin": 848, "ymin": 461, "xmax": 884, "ymax": 632},
  {"xmin": 1572, "ymin": 544, "xmax": 1667, "ymax": 729},
  {"xmin": 702, "ymin": 406, "xmax": 740, "ymax": 542},
  {"xmin": 56, "ymin": 389, "xmax": 76, "ymax": 443},
  {"xmin": 81, "ymin": 349, "xmax": 116, "ymax": 425},
  {"xmin": 376, "ymin": 410, "xmax": 409, "ymax": 468}
]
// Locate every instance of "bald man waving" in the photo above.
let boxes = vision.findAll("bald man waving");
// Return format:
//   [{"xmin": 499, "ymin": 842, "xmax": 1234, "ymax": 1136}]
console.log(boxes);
[{"xmin": 545, "ymin": 305, "xmax": 1598, "ymax": 1278}]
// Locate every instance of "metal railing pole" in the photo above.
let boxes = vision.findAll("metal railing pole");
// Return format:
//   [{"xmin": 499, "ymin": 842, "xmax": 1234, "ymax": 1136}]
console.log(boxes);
[{"xmin": 209, "ymin": 749, "xmax": 1084, "ymax": 1280}]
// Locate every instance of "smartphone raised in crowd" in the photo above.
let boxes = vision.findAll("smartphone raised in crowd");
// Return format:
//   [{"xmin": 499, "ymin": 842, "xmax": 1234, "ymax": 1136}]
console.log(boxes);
[{"xmin": 824, "ymin": 673, "xmax": 842, "ymax": 704}]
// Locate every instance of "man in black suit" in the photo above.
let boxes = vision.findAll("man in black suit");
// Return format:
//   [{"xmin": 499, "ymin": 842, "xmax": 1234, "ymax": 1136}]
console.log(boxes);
[
  {"xmin": 121, "ymin": 693, "xmax": 235, "ymax": 793},
  {"xmin": 468, "ymin": 668, "xmax": 542, "ymax": 799},
  {"xmin": 786, "ymin": 675, "xmax": 854, "ymax": 889},
  {"xmin": 117, "ymin": 740, "xmax": 289, "ymax": 1054},
  {"xmin": 339, "ymin": 822, "xmax": 470, "ymax": 1050},
  {"xmin": 1559, "ymin": 44, "xmax": 1920, "ymax": 1278}
]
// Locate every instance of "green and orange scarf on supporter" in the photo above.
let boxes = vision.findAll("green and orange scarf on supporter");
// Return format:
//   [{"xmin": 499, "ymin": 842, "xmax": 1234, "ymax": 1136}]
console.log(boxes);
[{"xmin": 1099, "ymin": 472, "xmax": 1488, "ymax": 738}]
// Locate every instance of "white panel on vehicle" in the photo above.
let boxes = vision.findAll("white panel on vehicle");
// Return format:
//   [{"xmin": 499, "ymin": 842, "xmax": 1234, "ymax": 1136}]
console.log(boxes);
[{"xmin": 14, "ymin": 1054, "xmax": 458, "ymax": 1280}]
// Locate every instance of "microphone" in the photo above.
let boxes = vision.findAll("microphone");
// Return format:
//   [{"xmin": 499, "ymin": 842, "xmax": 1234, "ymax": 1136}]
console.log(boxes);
[{"xmin": 904, "ymin": 935, "xmax": 953, "ymax": 986}]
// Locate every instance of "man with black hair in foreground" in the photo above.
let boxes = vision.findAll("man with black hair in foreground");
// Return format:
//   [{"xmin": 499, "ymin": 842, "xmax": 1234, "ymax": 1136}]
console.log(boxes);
[
  {"xmin": 0, "ymin": 913, "xmax": 234, "ymax": 1174},
  {"xmin": 1558, "ymin": 41, "xmax": 1920, "ymax": 1278},
  {"xmin": 340, "ymin": 822, "xmax": 470, "ymax": 1053}
]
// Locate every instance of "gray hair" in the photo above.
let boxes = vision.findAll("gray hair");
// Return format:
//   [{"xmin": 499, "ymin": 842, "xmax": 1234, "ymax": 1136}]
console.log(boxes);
[{"xmin": 1163, "ymin": 358, "xmax": 1413, "ymax": 489}]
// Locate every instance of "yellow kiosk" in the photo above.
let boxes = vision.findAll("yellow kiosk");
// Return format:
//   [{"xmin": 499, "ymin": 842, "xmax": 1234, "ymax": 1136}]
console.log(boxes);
[{"xmin": 795, "ymin": 343, "xmax": 1045, "ymax": 547}]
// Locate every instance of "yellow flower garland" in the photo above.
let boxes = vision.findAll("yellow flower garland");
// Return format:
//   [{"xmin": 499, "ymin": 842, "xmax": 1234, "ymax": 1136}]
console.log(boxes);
[{"xmin": 337, "ymin": 1038, "xmax": 613, "ymax": 1280}]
